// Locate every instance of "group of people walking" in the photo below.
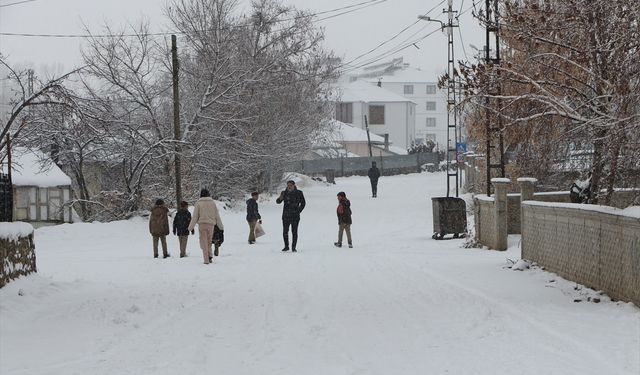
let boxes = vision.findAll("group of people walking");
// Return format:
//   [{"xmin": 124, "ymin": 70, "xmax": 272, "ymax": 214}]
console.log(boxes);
[
  {"xmin": 148, "ymin": 189, "xmax": 224, "ymax": 264},
  {"xmin": 148, "ymin": 162, "xmax": 380, "ymax": 264}
]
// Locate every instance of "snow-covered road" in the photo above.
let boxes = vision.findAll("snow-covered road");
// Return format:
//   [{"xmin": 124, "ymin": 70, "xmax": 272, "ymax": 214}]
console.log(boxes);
[{"xmin": 1, "ymin": 172, "xmax": 638, "ymax": 375}]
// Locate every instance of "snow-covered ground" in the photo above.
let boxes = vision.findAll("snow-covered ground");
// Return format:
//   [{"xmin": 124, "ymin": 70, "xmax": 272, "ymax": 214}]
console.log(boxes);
[{"xmin": 1, "ymin": 172, "xmax": 639, "ymax": 375}]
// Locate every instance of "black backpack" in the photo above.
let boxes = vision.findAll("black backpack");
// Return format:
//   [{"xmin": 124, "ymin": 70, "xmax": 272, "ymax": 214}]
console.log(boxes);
[{"xmin": 212, "ymin": 225, "xmax": 224, "ymax": 245}]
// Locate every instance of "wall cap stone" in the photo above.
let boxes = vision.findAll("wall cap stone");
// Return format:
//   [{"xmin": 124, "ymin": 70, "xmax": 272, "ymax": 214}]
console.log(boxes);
[
  {"xmin": 517, "ymin": 177, "xmax": 538, "ymax": 183},
  {"xmin": 522, "ymin": 201, "xmax": 640, "ymax": 219},
  {"xmin": 491, "ymin": 178, "xmax": 511, "ymax": 184}
]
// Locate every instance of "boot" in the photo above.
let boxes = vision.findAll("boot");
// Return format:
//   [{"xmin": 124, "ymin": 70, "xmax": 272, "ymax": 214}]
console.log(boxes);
[{"xmin": 334, "ymin": 242, "xmax": 342, "ymax": 248}]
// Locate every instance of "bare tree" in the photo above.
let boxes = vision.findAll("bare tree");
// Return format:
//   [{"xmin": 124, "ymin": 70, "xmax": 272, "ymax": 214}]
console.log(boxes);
[
  {"xmin": 167, "ymin": 0, "xmax": 337, "ymax": 197},
  {"xmin": 461, "ymin": 0, "xmax": 640, "ymax": 203}
]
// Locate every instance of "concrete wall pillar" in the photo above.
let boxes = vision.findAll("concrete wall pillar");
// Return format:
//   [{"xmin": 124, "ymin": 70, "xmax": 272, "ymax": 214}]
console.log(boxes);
[
  {"xmin": 518, "ymin": 177, "xmax": 537, "ymax": 236},
  {"xmin": 518, "ymin": 177, "xmax": 537, "ymax": 202},
  {"xmin": 492, "ymin": 178, "xmax": 511, "ymax": 251}
]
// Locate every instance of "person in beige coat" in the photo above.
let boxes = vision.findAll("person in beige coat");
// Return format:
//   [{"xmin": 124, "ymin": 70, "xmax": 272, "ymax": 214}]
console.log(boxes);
[{"xmin": 188, "ymin": 189, "xmax": 224, "ymax": 264}]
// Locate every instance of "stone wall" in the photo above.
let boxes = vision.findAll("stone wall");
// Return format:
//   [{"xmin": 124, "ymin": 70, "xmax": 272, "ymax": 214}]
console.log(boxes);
[
  {"xmin": 507, "ymin": 190, "xmax": 638, "ymax": 234},
  {"xmin": 474, "ymin": 196, "xmax": 497, "ymax": 249},
  {"xmin": 507, "ymin": 192, "xmax": 571, "ymax": 234},
  {"xmin": 1, "ymin": 232, "xmax": 36, "ymax": 288},
  {"xmin": 472, "ymin": 178, "xmax": 510, "ymax": 250},
  {"xmin": 521, "ymin": 202, "xmax": 640, "ymax": 306}
]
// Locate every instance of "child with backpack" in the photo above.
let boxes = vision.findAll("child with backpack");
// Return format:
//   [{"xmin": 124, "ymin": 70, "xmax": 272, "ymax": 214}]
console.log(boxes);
[{"xmin": 334, "ymin": 192, "xmax": 353, "ymax": 248}]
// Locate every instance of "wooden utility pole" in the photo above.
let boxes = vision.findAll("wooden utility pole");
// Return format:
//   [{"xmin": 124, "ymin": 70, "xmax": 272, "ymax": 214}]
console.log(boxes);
[
  {"xmin": 6, "ymin": 134, "xmax": 11, "ymax": 183},
  {"xmin": 171, "ymin": 35, "xmax": 183, "ymax": 207},
  {"xmin": 364, "ymin": 114, "xmax": 373, "ymax": 157}
]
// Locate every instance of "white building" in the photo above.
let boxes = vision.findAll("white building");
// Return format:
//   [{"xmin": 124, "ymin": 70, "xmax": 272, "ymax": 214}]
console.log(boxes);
[
  {"xmin": 309, "ymin": 120, "xmax": 407, "ymax": 159},
  {"xmin": 2, "ymin": 148, "xmax": 73, "ymax": 225},
  {"xmin": 346, "ymin": 58, "xmax": 450, "ymax": 150},
  {"xmin": 333, "ymin": 80, "xmax": 416, "ymax": 150}
]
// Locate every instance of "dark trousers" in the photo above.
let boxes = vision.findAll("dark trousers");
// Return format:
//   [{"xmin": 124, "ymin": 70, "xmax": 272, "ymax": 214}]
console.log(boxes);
[
  {"xmin": 282, "ymin": 217, "xmax": 300, "ymax": 249},
  {"xmin": 370, "ymin": 180, "xmax": 378, "ymax": 197}
]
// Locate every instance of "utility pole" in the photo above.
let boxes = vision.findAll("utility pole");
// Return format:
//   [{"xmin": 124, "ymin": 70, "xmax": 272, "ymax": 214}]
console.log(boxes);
[
  {"xmin": 484, "ymin": 0, "xmax": 505, "ymax": 196},
  {"xmin": 364, "ymin": 114, "xmax": 373, "ymax": 158},
  {"xmin": 27, "ymin": 69, "xmax": 34, "ymax": 96},
  {"xmin": 6, "ymin": 134, "xmax": 12, "ymax": 183},
  {"xmin": 171, "ymin": 35, "xmax": 182, "ymax": 207},
  {"xmin": 419, "ymin": 0, "xmax": 459, "ymax": 197}
]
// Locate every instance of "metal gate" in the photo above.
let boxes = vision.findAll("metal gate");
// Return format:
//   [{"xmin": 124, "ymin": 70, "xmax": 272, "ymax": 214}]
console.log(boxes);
[{"xmin": 0, "ymin": 173, "xmax": 13, "ymax": 222}]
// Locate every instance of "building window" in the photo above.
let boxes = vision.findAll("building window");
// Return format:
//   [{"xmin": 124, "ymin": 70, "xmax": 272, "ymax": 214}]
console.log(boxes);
[
  {"xmin": 335, "ymin": 102, "xmax": 353, "ymax": 123},
  {"xmin": 369, "ymin": 105, "xmax": 385, "ymax": 125},
  {"xmin": 426, "ymin": 85, "xmax": 437, "ymax": 94},
  {"xmin": 426, "ymin": 101, "xmax": 436, "ymax": 111},
  {"xmin": 426, "ymin": 117, "xmax": 436, "ymax": 127},
  {"xmin": 403, "ymin": 85, "xmax": 414, "ymax": 95}
]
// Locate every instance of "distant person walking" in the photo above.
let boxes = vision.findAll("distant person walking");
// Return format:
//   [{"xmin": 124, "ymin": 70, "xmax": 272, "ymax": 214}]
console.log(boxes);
[
  {"xmin": 188, "ymin": 189, "xmax": 224, "ymax": 264},
  {"xmin": 276, "ymin": 180, "xmax": 306, "ymax": 252},
  {"xmin": 149, "ymin": 199, "xmax": 170, "ymax": 258},
  {"xmin": 173, "ymin": 200, "xmax": 194, "ymax": 258},
  {"xmin": 334, "ymin": 192, "xmax": 353, "ymax": 248},
  {"xmin": 368, "ymin": 161, "xmax": 381, "ymax": 198},
  {"xmin": 246, "ymin": 192, "xmax": 262, "ymax": 244}
]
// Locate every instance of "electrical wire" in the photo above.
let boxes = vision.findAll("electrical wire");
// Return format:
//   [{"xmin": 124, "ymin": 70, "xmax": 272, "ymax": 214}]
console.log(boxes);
[
  {"xmin": 342, "ymin": 0, "xmax": 447, "ymax": 67},
  {"xmin": 457, "ymin": 25, "xmax": 470, "ymax": 61},
  {"xmin": 0, "ymin": 0, "xmax": 387, "ymax": 38},
  {"xmin": 0, "ymin": 0, "xmax": 36, "ymax": 8},
  {"xmin": 339, "ymin": 27, "xmax": 442, "ymax": 74},
  {"xmin": 338, "ymin": 0, "xmax": 481, "ymax": 74}
]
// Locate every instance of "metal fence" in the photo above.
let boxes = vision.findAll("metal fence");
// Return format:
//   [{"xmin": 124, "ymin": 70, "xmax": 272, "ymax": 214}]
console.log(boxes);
[
  {"xmin": 0, "ymin": 173, "xmax": 12, "ymax": 222},
  {"xmin": 286, "ymin": 153, "xmax": 439, "ymax": 177}
]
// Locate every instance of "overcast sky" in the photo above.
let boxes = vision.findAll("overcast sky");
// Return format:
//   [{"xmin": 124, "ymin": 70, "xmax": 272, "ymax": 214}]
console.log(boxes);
[{"xmin": 0, "ymin": 0, "xmax": 484, "ymax": 79}]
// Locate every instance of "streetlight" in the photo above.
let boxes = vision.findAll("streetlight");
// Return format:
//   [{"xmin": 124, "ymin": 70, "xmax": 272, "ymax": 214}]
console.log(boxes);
[{"xmin": 417, "ymin": 16, "xmax": 445, "ymax": 29}]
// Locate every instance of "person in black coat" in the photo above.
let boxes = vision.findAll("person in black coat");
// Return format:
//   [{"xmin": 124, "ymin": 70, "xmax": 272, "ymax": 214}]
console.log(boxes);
[
  {"xmin": 173, "ymin": 201, "xmax": 194, "ymax": 258},
  {"xmin": 246, "ymin": 192, "xmax": 262, "ymax": 244},
  {"xmin": 276, "ymin": 180, "xmax": 306, "ymax": 252},
  {"xmin": 334, "ymin": 191, "xmax": 353, "ymax": 248},
  {"xmin": 368, "ymin": 161, "xmax": 381, "ymax": 198}
]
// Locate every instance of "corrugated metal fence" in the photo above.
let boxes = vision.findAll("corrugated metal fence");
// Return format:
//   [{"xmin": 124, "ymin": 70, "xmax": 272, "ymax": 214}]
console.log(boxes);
[{"xmin": 286, "ymin": 153, "xmax": 439, "ymax": 177}]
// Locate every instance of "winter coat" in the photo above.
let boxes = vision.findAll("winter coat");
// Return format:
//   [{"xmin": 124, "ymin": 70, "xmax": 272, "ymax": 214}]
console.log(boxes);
[
  {"xmin": 276, "ymin": 188, "xmax": 306, "ymax": 220},
  {"xmin": 337, "ymin": 199, "xmax": 352, "ymax": 225},
  {"xmin": 246, "ymin": 198, "xmax": 261, "ymax": 222},
  {"xmin": 188, "ymin": 197, "xmax": 224, "ymax": 231},
  {"xmin": 173, "ymin": 209, "xmax": 192, "ymax": 236},
  {"xmin": 368, "ymin": 166, "xmax": 381, "ymax": 182},
  {"xmin": 149, "ymin": 204, "xmax": 170, "ymax": 236}
]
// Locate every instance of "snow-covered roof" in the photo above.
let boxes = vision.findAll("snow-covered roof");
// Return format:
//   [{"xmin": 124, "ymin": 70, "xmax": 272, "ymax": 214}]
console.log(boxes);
[
  {"xmin": 2, "ymin": 147, "xmax": 72, "ymax": 187},
  {"xmin": 335, "ymin": 80, "xmax": 416, "ymax": 104},
  {"xmin": 330, "ymin": 120, "xmax": 385, "ymax": 143}
]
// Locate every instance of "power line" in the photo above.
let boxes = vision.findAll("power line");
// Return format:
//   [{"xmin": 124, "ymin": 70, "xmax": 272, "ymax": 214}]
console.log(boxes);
[
  {"xmin": 0, "ymin": 0, "xmax": 37, "ymax": 8},
  {"xmin": 457, "ymin": 25, "xmax": 470, "ymax": 61},
  {"xmin": 340, "ymin": 27, "xmax": 441, "ymax": 73},
  {"xmin": 339, "ymin": 0, "xmax": 480, "ymax": 74},
  {"xmin": 0, "ymin": 0, "xmax": 387, "ymax": 38},
  {"xmin": 342, "ymin": 0, "xmax": 447, "ymax": 67}
]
